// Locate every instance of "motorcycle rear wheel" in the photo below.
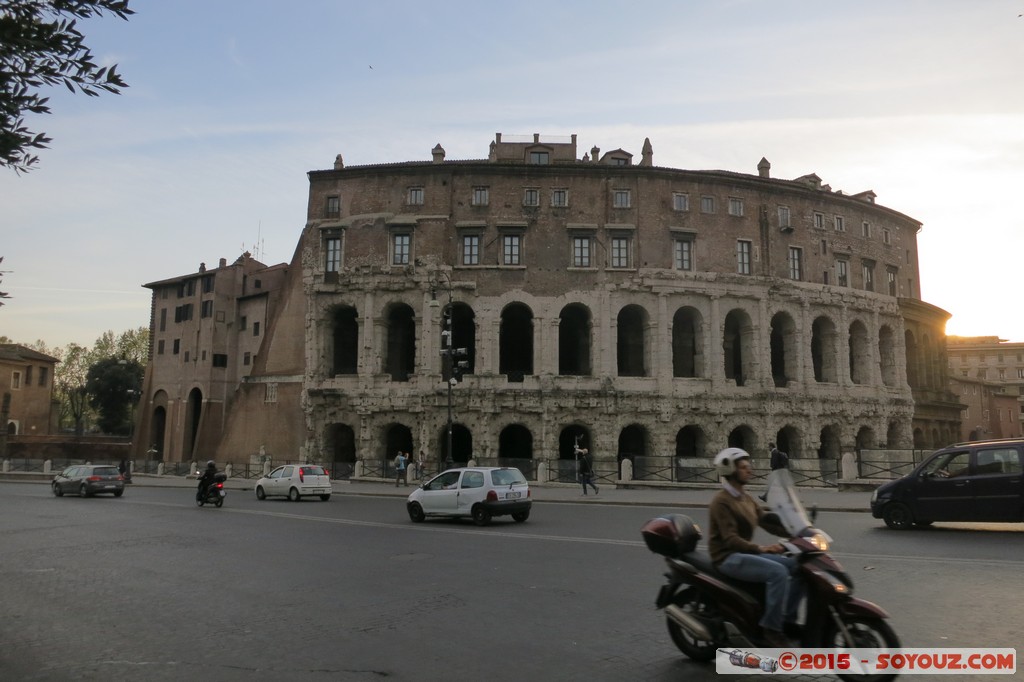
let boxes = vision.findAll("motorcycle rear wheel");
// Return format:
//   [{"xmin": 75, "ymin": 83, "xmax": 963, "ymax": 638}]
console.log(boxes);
[
  {"xmin": 666, "ymin": 588, "xmax": 719, "ymax": 662},
  {"xmin": 826, "ymin": 616, "xmax": 900, "ymax": 682}
]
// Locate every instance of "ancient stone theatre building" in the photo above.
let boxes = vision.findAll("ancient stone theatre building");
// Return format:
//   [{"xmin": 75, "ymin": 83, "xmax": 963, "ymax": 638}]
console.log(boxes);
[{"xmin": 137, "ymin": 133, "xmax": 959, "ymax": 477}]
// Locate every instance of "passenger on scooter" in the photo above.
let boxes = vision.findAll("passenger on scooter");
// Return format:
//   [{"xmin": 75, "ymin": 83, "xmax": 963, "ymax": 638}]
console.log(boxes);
[
  {"xmin": 709, "ymin": 447, "xmax": 803, "ymax": 648},
  {"xmin": 197, "ymin": 460, "xmax": 218, "ymax": 501}
]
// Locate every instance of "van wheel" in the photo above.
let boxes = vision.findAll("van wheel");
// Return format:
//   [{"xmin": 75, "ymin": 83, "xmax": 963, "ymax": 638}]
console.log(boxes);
[
  {"xmin": 288, "ymin": 487, "xmax": 301, "ymax": 502},
  {"xmin": 256, "ymin": 486, "xmax": 266, "ymax": 500},
  {"xmin": 319, "ymin": 494, "xmax": 330, "ymax": 501},
  {"xmin": 52, "ymin": 483, "xmax": 63, "ymax": 497},
  {"xmin": 882, "ymin": 502, "xmax": 913, "ymax": 530},
  {"xmin": 407, "ymin": 502, "xmax": 425, "ymax": 522},
  {"xmin": 79, "ymin": 484, "xmax": 90, "ymax": 498},
  {"xmin": 512, "ymin": 510, "xmax": 530, "ymax": 523}
]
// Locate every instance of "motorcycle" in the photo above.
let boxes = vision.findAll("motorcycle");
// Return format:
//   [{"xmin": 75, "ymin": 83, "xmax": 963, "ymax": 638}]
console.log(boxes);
[
  {"xmin": 196, "ymin": 472, "xmax": 227, "ymax": 508},
  {"xmin": 640, "ymin": 469, "xmax": 900, "ymax": 682}
]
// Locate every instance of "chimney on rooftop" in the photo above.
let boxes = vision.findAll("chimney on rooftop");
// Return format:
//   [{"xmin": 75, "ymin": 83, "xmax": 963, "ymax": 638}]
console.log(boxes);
[
  {"xmin": 432, "ymin": 144, "xmax": 446, "ymax": 163},
  {"xmin": 334, "ymin": 154, "xmax": 344, "ymax": 170},
  {"xmin": 758, "ymin": 157, "xmax": 771, "ymax": 178},
  {"xmin": 219, "ymin": 258, "xmax": 227, "ymax": 268}
]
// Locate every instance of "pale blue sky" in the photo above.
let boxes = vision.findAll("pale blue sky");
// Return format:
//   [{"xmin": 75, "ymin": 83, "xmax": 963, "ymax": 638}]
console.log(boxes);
[{"xmin": 3, "ymin": 0, "xmax": 1024, "ymax": 347}]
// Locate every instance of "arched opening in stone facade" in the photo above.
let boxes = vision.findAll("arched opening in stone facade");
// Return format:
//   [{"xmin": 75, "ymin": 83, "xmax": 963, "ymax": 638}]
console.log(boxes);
[
  {"xmin": 723, "ymin": 309, "xmax": 754, "ymax": 386},
  {"xmin": 855, "ymin": 426, "xmax": 877, "ymax": 453},
  {"xmin": 184, "ymin": 387, "xmax": 203, "ymax": 460},
  {"xmin": 811, "ymin": 316, "xmax": 838, "ymax": 383},
  {"xmin": 672, "ymin": 307, "xmax": 702, "ymax": 378},
  {"xmin": 325, "ymin": 423, "xmax": 356, "ymax": 477},
  {"xmin": 886, "ymin": 420, "xmax": 903, "ymax": 448},
  {"xmin": 616, "ymin": 304, "xmax": 648, "ymax": 377},
  {"xmin": 384, "ymin": 423, "xmax": 414, "ymax": 465},
  {"xmin": 817, "ymin": 424, "xmax": 841, "ymax": 460},
  {"xmin": 774, "ymin": 425, "xmax": 801, "ymax": 459},
  {"xmin": 558, "ymin": 304, "xmax": 592, "ymax": 376},
  {"xmin": 499, "ymin": 303, "xmax": 534, "ymax": 382},
  {"xmin": 929, "ymin": 427, "xmax": 940, "ymax": 448},
  {"xmin": 770, "ymin": 312, "xmax": 797, "ymax": 388},
  {"xmin": 905, "ymin": 330, "xmax": 920, "ymax": 388},
  {"xmin": 437, "ymin": 423, "xmax": 473, "ymax": 466},
  {"xmin": 498, "ymin": 424, "xmax": 533, "ymax": 461},
  {"xmin": 921, "ymin": 334, "xmax": 935, "ymax": 389},
  {"xmin": 878, "ymin": 324, "xmax": 897, "ymax": 387},
  {"xmin": 675, "ymin": 425, "xmax": 706, "ymax": 458},
  {"xmin": 385, "ymin": 303, "xmax": 416, "ymax": 381},
  {"xmin": 727, "ymin": 424, "xmax": 756, "ymax": 451},
  {"xmin": 447, "ymin": 302, "xmax": 476, "ymax": 376},
  {"xmin": 618, "ymin": 424, "xmax": 648, "ymax": 459},
  {"xmin": 913, "ymin": 427, "xmax": 926, "ymax": 448},
  {"xmin": 849, "ymin": 319, "xmax": 871, "ymax": 385},
  {"xmin": 330, "ymin": 305, "xmax": 359, "ymax": 375},
  {"xmin": 148, "ymin": 390, "xmax": 168, "ymax": 461}
]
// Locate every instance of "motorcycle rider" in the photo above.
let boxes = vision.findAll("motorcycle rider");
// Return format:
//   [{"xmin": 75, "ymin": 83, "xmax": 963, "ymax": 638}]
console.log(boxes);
[
  {"xmin": 196, "ymin": 460, "xmax": 218, "ymax": 502},
  {"xmin": 709, "ymin": 447, "xmax": 802, "ymax": 647}
]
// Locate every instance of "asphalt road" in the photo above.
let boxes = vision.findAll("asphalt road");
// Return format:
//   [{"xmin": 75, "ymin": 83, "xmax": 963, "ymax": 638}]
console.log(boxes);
[{"xmin": 1, "ymin": 483, "xmax": 1021, "ymax": 681}]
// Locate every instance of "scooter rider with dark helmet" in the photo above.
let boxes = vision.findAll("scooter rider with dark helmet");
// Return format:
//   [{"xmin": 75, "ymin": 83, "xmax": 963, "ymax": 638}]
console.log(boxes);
[
  {"xmin": 196, "ymin": 460, "xmax": 217, "ymax": 502},
  {"xmin": 708, "ymin": 447, "xmax": 803, "ymax": 647}
]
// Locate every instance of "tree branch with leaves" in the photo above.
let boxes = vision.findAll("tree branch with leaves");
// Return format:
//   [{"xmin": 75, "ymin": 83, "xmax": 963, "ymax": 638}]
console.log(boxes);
[{"xmin": 1, "ymin": 0, "xmax": 135, "ymax": 173}]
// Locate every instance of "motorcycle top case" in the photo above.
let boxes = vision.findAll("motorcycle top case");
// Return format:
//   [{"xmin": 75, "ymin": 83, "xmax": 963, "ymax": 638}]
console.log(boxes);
[
  {"xmin": 213, "ymin": 472, "xmax": 227, "ymax": 483},
  {"xmin": 640, "ymin": 514, "xmax": 702, "ymax": 558}
]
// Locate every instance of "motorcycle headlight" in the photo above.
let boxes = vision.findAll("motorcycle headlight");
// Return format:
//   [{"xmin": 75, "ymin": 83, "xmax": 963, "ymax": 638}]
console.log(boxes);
[{"xmin": 807, "ymin": 533, "xmax": 830, "ymax": 552}]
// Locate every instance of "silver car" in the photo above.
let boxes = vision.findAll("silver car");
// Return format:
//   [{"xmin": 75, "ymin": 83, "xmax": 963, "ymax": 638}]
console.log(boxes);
[
  {"xmin": 52, "ymin": 464, "xmax": 125, "ymax": 498},
  {"xmin": 255, "ymin": 464, "xmax": 332, "ymax": 501}
]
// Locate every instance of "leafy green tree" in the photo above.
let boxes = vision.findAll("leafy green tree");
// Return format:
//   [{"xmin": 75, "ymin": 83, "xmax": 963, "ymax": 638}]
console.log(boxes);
[
  {"xmin": 1, "ymin": 0, "xmax": 135, "ymax": 173},
  {"xmin": 53, "ymin": 342, "xmax": 94, "ymax": 435},
  {"xmin": 86, "ymin": 355, "xmax": 143, "ymax": 434}
]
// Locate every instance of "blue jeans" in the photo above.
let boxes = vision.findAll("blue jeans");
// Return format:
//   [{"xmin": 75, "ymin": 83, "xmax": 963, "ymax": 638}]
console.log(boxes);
[
  {"xmin": 718, "ymin": 552, "xmax": 802, "ymax": 631},
  {"xmin": 580, "ymin": 474, "xmax": 598, "ymax": 494}
]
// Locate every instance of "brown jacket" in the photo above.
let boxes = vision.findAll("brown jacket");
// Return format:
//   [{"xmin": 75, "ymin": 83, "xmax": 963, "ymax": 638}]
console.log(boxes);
[{"xmin": 708, "ymin": 488, "xmax": 788, "ymax": 566}]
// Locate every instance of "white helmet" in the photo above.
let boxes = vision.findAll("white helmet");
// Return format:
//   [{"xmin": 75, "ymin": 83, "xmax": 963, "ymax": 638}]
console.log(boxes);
[{"xmin": 713, "ymin": 447, "xmax": 750, "ymax": 478}]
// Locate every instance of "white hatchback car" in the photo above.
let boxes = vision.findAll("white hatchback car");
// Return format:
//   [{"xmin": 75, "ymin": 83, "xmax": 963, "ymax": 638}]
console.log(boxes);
[
  {"xmin": 406, "ymin": 467, "xmax": 531, "ymax": 526},
  {"xmin": 255, "ymin": 464, "xmax": 332, "ymax": 501}
]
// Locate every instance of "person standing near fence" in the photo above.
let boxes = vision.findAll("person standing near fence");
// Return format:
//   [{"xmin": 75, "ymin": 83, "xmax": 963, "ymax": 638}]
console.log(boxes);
[
  {"xmin": 394, "ymin": 451, "xmax": 407, "ymax": 487},
  {"xmin": 417, "ymin": 450, "xmax": 426, "ymax": 481},
  {"xmin": 578, "ymin": 448, "xmax": 599, "ymax": 496}
]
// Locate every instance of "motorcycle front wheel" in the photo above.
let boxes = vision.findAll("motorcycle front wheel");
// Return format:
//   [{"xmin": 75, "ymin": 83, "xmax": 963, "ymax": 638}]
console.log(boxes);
[
  {"xmin": 825, "ymin": 616, "xmax": 900, "ymax": 682},
  {"xmin": 666, "ymin": 588, "xmax": 719, "ymax": 662}
]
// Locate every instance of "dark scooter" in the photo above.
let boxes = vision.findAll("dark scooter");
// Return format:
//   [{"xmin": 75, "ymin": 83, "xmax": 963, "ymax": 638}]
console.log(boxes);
[
  {"xmin": 640, "ymin": 469, "xmax": 900, "ymax": 682},
  {"xmin": 196, "ymin": 472, "xmax": 227, "ymax": 508}
]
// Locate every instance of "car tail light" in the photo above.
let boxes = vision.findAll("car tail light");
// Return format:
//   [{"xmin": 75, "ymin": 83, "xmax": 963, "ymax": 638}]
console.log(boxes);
[
  {"xmin": 299, "ymin": 468, "xmax": 305, "ymax": 482},
  {"xmin": 87, "ymin": 476, "xmax": 101, "ymax": 482},
  {"xmin": 324, "ymin": 468, "xmax": 329, "ymax": 477},
  {"xmin": 486, "ymin": 490, "xmax": 498, "ymax": 502},
  {"xmin": 527, "ymin": 489, "xmax": 531, "ymax": 498},
  {"xmin": 215, "ymin": 482, "xmax": 223, "ymax": 489}
]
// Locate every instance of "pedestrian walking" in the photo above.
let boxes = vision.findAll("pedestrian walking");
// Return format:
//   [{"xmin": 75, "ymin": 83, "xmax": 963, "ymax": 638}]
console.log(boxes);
[
  {"xmin": 760, "ymin": 442, "xmax": 789, "ymax": 501},
  {"xmin": 578, "ymin": 448, "xmax": 599, "ymax": 496},
  {"xmin": 417, "ymin": 449, "xmax": 426, "ymax": 481},
  {"xmin": 394, "ymin": 451, "xmax": 407, "ymax": 487}
]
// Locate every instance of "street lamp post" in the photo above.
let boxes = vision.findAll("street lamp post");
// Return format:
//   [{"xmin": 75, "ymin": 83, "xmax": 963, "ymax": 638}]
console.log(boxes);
[{"xmin": 432, "ymin": 272, "xmax": 467, "ymax": 474}]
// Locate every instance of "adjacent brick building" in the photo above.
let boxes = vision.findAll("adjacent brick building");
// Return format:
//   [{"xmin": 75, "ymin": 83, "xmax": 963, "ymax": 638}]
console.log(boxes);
[
  {"xmin": 1, "ymin": 344, "xmax": 59, "ymax": 436},
  {"xmin": 134, "ymin": 133, "xmax": 961, "ymax": 477}
]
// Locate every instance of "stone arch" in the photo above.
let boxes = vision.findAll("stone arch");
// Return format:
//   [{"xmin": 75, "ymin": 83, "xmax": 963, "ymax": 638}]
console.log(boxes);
[
  {"xmin": 774, "ymin": 425, "xmax": 802, "ymax": 459},
  {"xmin": 817, "ymin": 424, "xmax": 842, "ymax": 460},
  {"xmin": 438, "ymin": 423, "xmax": 472, "ymax": 466},
  {"xmin": 675, "ymin": 425, "xmax": 707, "ymax": 458},
  {"xmin": 811, "ymin": 315, "xmax": 839, "ymax": 383},
  {"xmin": 727, "ymin": 424, "xmax": 756, "ymax": 451},
  {"xmin": 723, "ymin": 308, "xmax": 755, "ymax": 386},
  {"xmin": 558, "ymin": 303, "xmax": 592, "ymax": 376},
  {"xmin": 855, "ymin": 425, "xmax": 877, "ymax": 453},
  {"xmin": 849, "ymin": 319, "xmax": 871, "ymax": 385},
  {"xmin": 184, "ymin": 387, "xmax": 203, "ymax": 460},
  {"xmin": 618, "ymin": 423, "xmax": 649, "ymax": 459},
  {"xmin": 559, "ymin": 424, "xmax": 591, "ymax": 460},
  {"xmin": 324, "ymin": 423, "xmax": 356, "ymax": 477},
  {"xmin": 878, "ymin": 324, "xmax": 897, "ymax": 387},
  {"xmin": 616, "ymin": 304, "xmax": 649, "ymax": 377},
  {"xmin": 329, "ymin": 305, "xmax": 359, "ymax": 375},
  {"xmin": 886, "ymin": 420, "xmax": 903, "ymax": 448},
  {"xmin": 498, "ymin": 423, "xmax": 533, "ymax": 460},
  {"xmin": 913, "ymin": 427, "xmax": 926, "ymax": 448},
  {"xmin": 446, "ymin": 301, "xmax": 477, "ymax": 376},
  {"xmin": 499, "ymin": 302, "xmax": 534, "ymax": 381},
  {"xmin": 905, "ymin": 330, "xmax": 920, "ymax": 388},
  {"xmin": 672, "ymin": 306, "xmax": 703, "ymax": 378},
  {"xmin": 385, "ymin": 302, "xmax": 416, "ymax": 381},
  {"xmin": 770, "ymin": 311, "xmax": 798, "ymax": 387},
  {"xmin": 147, "ymin": 389, "xmax": 169, "ymax": 460},
  {"xmin": 384, "ymin": 423, "xmax": 414, "ymax": 462}
]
